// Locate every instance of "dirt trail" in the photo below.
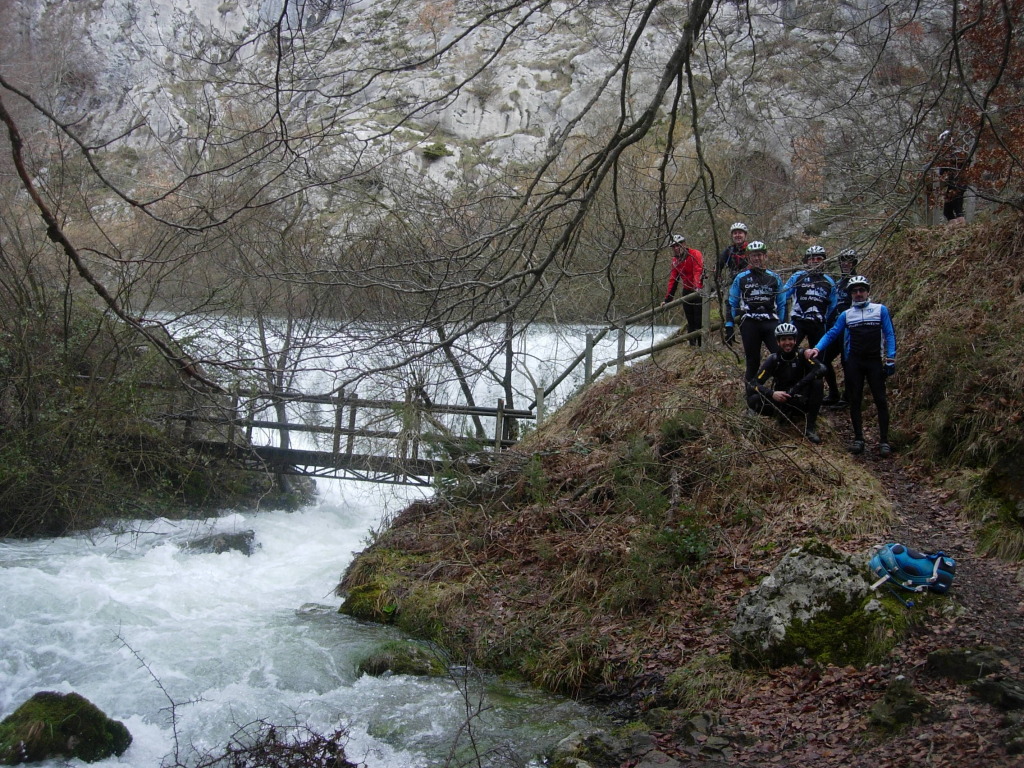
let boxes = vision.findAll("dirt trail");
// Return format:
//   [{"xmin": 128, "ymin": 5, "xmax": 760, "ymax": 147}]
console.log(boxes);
[
  {"xmin": 874, "ymin": 455, "xmax": 1024, "ymax": 652},
  {"xmin": 648, "ymin": 409, "xmax": 1024, "ymax": 768},
  {"xmin": 708, "ymin": 413, "xmax": 1024, "ymax": 767}
]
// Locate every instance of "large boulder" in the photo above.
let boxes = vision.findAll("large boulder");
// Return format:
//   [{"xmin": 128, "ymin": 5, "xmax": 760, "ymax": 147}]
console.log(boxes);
[
  {"xmin": 0, "ymin": 691, "xmax": 131, "ymax": 764},
  {"xmin": 730, "ymin": 541, "xmax": 900, "ymax": 668}
]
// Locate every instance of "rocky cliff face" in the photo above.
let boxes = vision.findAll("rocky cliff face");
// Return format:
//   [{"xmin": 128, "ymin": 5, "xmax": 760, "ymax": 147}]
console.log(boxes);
[{"xmin": 5, "ymin": 0, "xmax": 953, "ymax": 243}]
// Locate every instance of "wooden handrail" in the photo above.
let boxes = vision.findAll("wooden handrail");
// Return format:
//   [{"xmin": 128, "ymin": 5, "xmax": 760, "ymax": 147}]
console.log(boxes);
[{"xmin": 527, "ymin": 290, "xmax": 704, "ymax": 410}]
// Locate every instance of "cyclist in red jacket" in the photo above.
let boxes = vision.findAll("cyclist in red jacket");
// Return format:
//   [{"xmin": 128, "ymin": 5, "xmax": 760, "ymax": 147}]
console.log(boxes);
[{"xmin": 662, "ymin": 234, "xmax": 705, "ymax": 346}]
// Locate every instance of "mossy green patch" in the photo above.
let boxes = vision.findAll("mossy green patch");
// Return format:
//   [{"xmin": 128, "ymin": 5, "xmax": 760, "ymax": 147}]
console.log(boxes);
[
  {"xmin": 356, "ymin": 640, "xmax": 447, "ymax": 677},
  {"xmin": 0, "ymin": 691, "xmax": 132, "ymax": 764},
  {"xmin": 339, "ymin": 581, "xmax": 399, "ymax": 623},
  {"xmin": 663, "ymin": 653, "xmax": 750, "ymax": 717},
  {"xmin": 780, "ymin": 594, "xmax": 911, "ymax": 668}
]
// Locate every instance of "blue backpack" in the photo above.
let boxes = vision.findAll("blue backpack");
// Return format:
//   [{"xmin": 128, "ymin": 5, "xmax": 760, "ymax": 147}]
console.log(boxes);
[{"xmin": 869, "ymin": 543, "xmax": 956, "ymax": 603}]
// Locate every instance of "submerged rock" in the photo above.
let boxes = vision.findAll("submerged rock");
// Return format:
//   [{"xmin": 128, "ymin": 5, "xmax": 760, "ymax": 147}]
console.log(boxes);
[
  {"xmin": 184, "ymin": 529, "xmax": 257, "ymax": 555},
  {"xmin": 356, "ymin": 640, "xmax": 447, "ymax": 677},
  {"xmin": 0, "ymin": 691, "xmax": 132, "ymax": 764}
]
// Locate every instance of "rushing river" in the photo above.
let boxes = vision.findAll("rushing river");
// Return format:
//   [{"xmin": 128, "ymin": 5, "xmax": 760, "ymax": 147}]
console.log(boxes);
[
  {"xmin": 1, "ymin": 323, "xmax": 676, "ymax": 766},
  {"xmin": 0, "ymin": 480, "xmax": 606, "ymax": 767}
]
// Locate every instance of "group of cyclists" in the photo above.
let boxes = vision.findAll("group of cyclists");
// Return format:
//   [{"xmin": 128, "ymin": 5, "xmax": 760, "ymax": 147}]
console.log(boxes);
[{"xmin": 663, "ymin": 222, "xmax": 897, "ymax": 458}]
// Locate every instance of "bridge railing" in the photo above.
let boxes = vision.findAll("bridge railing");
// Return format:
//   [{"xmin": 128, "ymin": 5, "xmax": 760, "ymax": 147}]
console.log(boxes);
[
  {"xmin": 530, "ymin": 290, "xmax": 722, "ymax": 415},
  {"xmin": 166, "ymin": 386, "xmax": 535, "ymax": 471},
  {"xmin": 157, "ymin": 299, "xmax": 716, "ymax": 481}
]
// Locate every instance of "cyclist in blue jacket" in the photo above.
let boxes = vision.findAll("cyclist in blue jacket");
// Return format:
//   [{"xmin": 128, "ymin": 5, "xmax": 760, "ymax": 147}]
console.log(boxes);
[
  {"xmin": 806, "ymin": 275, "xmax": 896, "ymax": 457},
  {"xmin": 783, "ymin": 245, "xmax": 837, "ymax": 400},
  {"xmin": 728, "ymin": 241, "xmax": 786, "ymax": 383}
]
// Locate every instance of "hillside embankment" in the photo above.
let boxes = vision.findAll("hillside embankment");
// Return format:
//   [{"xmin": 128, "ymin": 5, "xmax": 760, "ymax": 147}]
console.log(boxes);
[{"xmin": 337, "ymin": 216, "xmax": 1024, "ymax": 767}]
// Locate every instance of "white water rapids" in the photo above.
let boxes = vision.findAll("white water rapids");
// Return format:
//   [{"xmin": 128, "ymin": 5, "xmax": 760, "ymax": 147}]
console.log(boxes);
[
  {"xmin": 0, "ymin": 482, "xmax": 603, "ymax": 767},
  {"xmin": 0, "ymin": 322, "xmax": 676, "ymax": 766}
]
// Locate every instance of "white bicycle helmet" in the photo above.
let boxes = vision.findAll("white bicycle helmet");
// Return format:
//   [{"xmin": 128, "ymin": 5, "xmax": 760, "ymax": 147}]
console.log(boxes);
[
  {"xmin": 775, "ymin": 322, "xmax": 798, "ymax": 338},
  {"xmin": 847, "ymin": 275, "xmax": 870, "ymax": 291},
  {"xmin": 730, "ymin": 222, "xmax": 748, "ymax": 233}
]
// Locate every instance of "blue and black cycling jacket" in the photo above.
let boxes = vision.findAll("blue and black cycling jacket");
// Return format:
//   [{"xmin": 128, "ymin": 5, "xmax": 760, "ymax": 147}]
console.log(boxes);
[
  {"xmin": 813, "ymin": 302, "xmax": 896, "ymax": 362},
  {"xmin": 826, "ymin": 274, "xmax": 857, "ymax": 326},
  {"xmin": 728, "ymin": 269, "xmax": 785, "ymax": 326},
  {"xmin": 782, "ymin": 271, "xmax": 837, "ymax": 324}
]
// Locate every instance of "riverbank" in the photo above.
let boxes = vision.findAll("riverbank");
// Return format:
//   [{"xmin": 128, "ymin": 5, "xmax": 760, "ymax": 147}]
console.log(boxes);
[{"xmin": 336, "ymin": 217, "xmax": 1024, "ymax": 766}]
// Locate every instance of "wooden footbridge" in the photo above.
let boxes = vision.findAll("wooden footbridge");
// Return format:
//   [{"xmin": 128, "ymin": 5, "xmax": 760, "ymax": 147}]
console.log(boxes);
[
  {"xmin": 175, "ymin": 390, "xmax": 535, "ymax": 487},
  {"xmin": 165, "ymin": 293, "xmax": 712, "ymax": 486}
]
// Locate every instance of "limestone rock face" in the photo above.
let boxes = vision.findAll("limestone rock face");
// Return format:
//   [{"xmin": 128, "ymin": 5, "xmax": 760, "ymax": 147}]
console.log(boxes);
[
  {"xmin": 729, "ymin": 541, "xmax": 884, "ymax": 668},
  {"xmin": 0, "ymin": 691, "xmax": 132, "ymax": 764}
]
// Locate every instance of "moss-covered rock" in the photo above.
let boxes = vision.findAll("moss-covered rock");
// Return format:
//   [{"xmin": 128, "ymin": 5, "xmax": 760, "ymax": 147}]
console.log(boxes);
[
  {"xmin": 730, "ymin": 541, "xmax": 908, "ymax": 668},
  {"xmin": 184, "ymin": 529, "xmax": 257, "ymax": 555},
  {"xmin": 868, "ymin": 677, "xmax": 946, "ymax": 731},
  {"xmin": 356, "ymin": 640, "xmax": 448, "ymax": 677},
  {"xmin": 0, "ymin": 691, "xmax": 132, "ymax": 764},
  {"xmin": 338, "ymin": 581, "xmax": 399, "ymax": 623},
  {"xmin": 926, "ymin": 645, "xmax": 1010, "ymax": 682}
]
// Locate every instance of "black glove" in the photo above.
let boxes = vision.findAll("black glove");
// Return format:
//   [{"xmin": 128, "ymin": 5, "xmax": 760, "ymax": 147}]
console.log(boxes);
[
  {"xmin": 725, "ymin": 326, "xmax": 736, "ymax": 345},
  {"xmin": 884, "ymin": 361, "xmax": 896, "ymax": 377},
  {"xmin": 787, "ymin": 389, "xmax": 809, "ymax": 407}
]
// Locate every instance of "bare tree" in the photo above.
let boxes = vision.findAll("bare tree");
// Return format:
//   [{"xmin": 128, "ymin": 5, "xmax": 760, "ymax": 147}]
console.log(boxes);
[{"xmin": 1, "ymin": 0, "xmax": 1008, "ymax": 416}]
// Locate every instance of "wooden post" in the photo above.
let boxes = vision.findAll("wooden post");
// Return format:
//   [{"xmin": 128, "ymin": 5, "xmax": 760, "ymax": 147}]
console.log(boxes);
[
  {"xmin": 245, "ymin": 388, "xmax": 257, "ymax": 443},
  {"xmin": 495, "ymin": 399, "xmax": 505, "ymax": 451},
  {"xmin": 346, "ymin": 391, "xmax": 357, "ymax": 457},
  {"xmin": 617, "ymin": 327, "xmax": 626, "ymax": 373},
  {"xmin": 400, "ymin": 387, "xmax": 412, "ymax": 460},
  {"xmin": 535, "ymin": 386, "xmax": 545, "ymax": 425},
  {"xmin": 411, "ymin": 394, "xmax": 421, "ymax": 462},
  {"xmin": 227, "ymin": 385, "xmax": 240, "ymax": 445},
  {"xmin": 701, "ymin": 288, "xmax": 711, "ymax": 349},
  {"xmin": 585, "ymin": 333, "xmax": 594, "ymax": 384},
  {"xmin": 332, "ymin": 388, "xmax": 344, "ymax": 455}
]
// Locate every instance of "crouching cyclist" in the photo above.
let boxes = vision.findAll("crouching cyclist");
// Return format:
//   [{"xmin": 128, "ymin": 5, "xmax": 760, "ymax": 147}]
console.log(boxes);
[
  {"xmin": 747, "ymin": 323, "xmax": 827, "ymax": 444},
  {"xmin": 805, "ymin": 276, "xmax": 897, "ymax": 457}
]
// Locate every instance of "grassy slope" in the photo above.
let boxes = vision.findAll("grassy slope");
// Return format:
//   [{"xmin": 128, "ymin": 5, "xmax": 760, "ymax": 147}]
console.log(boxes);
[
  {"xmin": 339, "ymin": 317, "xmax": 893, "ymax": 699},
  {"xmin": 337, "ymin": 214, "xmax": 1024, "ymax": 722}
]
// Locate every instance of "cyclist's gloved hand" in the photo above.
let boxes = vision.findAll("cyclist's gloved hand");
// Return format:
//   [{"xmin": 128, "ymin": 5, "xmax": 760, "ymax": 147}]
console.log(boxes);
[
  {"xmin": 725, "ymin": 326, "xmax": 736, "ymax": 345},
  {"xmin": 884, "ymin": 361, "xmax": 896, "ymax": 377}
]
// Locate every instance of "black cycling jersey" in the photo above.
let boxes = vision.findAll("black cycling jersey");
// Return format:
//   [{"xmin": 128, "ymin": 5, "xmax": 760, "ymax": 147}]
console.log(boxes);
[
  {"xmin": 751, "ymin": 351, "xmax": 826, "ymax": 400},
  {"xmin": 716, "ymin": 244, "xmax": 748, "ymax": 284},
  {"xmin": 828, "ymin": 274, "xmax": 857, "ymax": 324},
  {"xmin": 728, "ymin": 269, "xmax": 785, "ymax": 323},
  {"xmin": 784, "ymin": 271, "xmax": 836, "ymax": 324}
]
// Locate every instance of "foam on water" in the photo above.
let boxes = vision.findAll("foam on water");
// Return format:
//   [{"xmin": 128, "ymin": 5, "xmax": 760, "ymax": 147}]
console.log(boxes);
[
  {"xmin": 0, "ymin": 480, "xmax": 599, "ymax": 767},
  {"xmin": 1, "ymin": 324, "xmax": 672, "ymax": 765}
]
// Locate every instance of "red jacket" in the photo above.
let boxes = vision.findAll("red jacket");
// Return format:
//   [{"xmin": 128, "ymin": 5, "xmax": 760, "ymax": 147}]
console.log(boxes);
[{"xmin": 664, "ymin": 247, "xmax": 704, "ymax": 301}]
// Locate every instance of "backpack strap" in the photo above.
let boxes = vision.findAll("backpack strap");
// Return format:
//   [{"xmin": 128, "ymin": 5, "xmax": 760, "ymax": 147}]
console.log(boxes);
[{"xmin": 869, "ymin": 573, "xmax": 890, "ymax": 591}]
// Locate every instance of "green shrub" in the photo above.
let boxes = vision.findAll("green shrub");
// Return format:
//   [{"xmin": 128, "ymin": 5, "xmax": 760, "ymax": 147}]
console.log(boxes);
[{"xmin": 422, "ymin": 142, "xmax": 454, "ymax": 161}]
